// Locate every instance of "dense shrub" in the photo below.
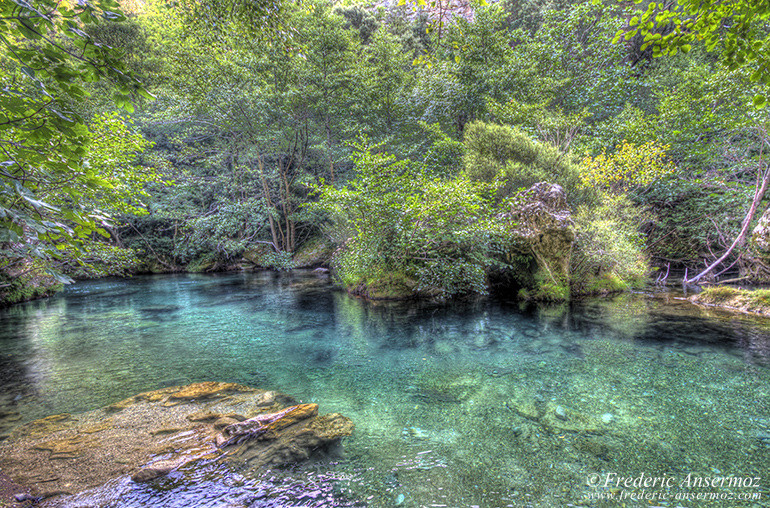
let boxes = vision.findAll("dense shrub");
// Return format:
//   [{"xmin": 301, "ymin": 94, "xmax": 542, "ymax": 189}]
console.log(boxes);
[
  {"xmin": 570, "ymin": 194, "xmax": 650, "ymax": 295},
  {"xmin": 312, "ymin": 141, "xmax": 513, "ymax": 299},
  {"xmin": 462, "ymin": 121, "xmax": 588, "ymax": 202},
  {"xmin": 579, "ymin": 140, "xmax": 677, "ymax": 194},
  {"xmin": 58, "ymin": 242, "xmax": 142, "ymax": 279},
  {"xmin": 631, "ymin": 178, "xmax": 753, "ymax": 265}
]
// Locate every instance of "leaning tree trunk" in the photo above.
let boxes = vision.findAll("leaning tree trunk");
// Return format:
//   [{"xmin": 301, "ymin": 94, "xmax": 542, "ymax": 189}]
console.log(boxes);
[{"xmin": 685, "ymin": 127, "xmax": 770, "ymax": 285}]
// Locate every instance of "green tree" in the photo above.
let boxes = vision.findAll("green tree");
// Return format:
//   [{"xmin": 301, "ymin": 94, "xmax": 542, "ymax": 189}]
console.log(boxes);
[
  {"xmin": 462, "ymin": 121, "xmax": 586, "ymax": 202},
  {"xmin": 311, "ymin": 139, "xmax": 511, "ymax": 298},
  {"xmin": 619, "ymin": 0, "xmax": 770, "ymax": 105},
  {"xmin": 0, "ymin": 0, "xmax": 154, "ymax": 288}
]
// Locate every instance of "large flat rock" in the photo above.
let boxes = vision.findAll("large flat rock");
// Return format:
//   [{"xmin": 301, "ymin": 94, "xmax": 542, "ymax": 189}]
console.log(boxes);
[{"xmin": 0, "ymin": 382, "xmax": 353, "ymax": 503}]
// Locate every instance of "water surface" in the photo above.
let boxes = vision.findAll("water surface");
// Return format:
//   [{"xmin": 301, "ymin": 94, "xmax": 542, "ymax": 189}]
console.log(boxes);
[{"xmin": 0, "ymin": 272, "xmax": 768, "ymax": 507}]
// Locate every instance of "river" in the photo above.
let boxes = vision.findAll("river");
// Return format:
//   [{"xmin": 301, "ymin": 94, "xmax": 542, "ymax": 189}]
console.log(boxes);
[{"xmin": 0, "ymin": 271, "xmax": 768, "ymax": 507}]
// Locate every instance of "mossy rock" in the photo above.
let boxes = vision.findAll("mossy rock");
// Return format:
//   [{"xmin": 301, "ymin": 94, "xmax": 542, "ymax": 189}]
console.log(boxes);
[
  {"xmin": 691, "ymin": 287, "xmax": 770, "ymax": 317},
  {"xmin": 0, "ymin": 269, "xmax": 62, "ymax": 307},
  {"xmin": 580, "ymin": 272, "xmax": 630, "ymax": 296},
  {"xmin": 187, "ymin": 253, "xmax": 221, "ymax": 273},
  {"xmin": 518, "ymin": 270, "xmax": 569, "ymax": 301},
  {"xmin": 345, "ymin": 273, "xmax": 420, "ymax": 300},
  {"xmin": 293, "ymin": 237, "xmax": 334, "ymax": 268}
]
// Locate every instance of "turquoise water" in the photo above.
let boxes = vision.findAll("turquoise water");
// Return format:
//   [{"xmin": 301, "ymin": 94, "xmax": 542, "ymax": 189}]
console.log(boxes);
[{"xmin": 0, "ymin": 271, "xmax": 768, "ymax": 507}]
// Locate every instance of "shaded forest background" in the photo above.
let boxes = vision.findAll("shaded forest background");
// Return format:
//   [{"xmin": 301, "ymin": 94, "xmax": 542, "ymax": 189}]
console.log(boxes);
[{"xmin": 2, "ymin": 0, "xmax": 770, "ymax": 303}]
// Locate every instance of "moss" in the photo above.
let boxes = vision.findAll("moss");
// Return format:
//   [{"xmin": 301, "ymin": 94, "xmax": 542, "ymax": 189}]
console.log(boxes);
[
  {"xmin": 691, "ymin": 286, "xmax": 770, "ymax": 317},
  {"xmin": 292, "ymin": 237, "xmax": 334, "ymax": 268},
  {"xmin": 0, "ymin": 271, "xmax": 62, "ymax": 307},
  {"xmin": 520, "ymin": 270, "xmax": 570, "ymax": 301},
  {"xmin": 533, "ymin": 281, "xmax": 570, "ymax": 301},
  {"xmin": 187, "ymin": 252, "xmax": 220, "ymax": 273},
  {"xmin": 581, "ymin": 272, "xmax": 630, "ymax": 295},
  {"xmin": 346, "ymin": 272, "xmax": 418, "ymax": 300},
  {"xmin": 753, "ymin": 289, "xmax": 770, "ymax": 305},
  {"xmin": 698, "ymin": 286, "xmax": 739, "ymax": 302},
  {"xmin": 243, "ymin": 246, "xmax": 295, "ymax": 270}
]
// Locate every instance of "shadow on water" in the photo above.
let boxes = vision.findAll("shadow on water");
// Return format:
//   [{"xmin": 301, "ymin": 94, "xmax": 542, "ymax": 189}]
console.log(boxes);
[{"xmin": 0, "ymin": 272, "xmax": 769, "ymax": 507}]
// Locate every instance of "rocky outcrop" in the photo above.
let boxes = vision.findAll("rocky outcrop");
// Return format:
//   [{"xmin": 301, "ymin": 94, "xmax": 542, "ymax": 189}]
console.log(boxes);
[
  {"xmin": 689, "ymin": 286, "xmax": 770, "ymax": 317},
  {"xmin": 0, "ymin": 382, "xmax": 353, "ymax": 502},
  {"xmin": 751, "ymin": 207, "xmax": 770, "ymax": 254},
  {"xmin": 498, "ymin": 182, "xmax": 575, "ymax": 300},
  {"xmin": 748, "ymin": 207, "xmax": 770, "ymax": 282}
]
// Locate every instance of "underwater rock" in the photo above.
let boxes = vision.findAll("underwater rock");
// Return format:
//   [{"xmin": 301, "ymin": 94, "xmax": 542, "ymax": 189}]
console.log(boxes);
[
  {"xmin": 131, "ymin": 458, "xmax": 186, "ymax": 482},
  {"xmin": 540, "ymin": 404, "xmax": 600, "ymax": 433},
  {"xmin": 574, "ymin": 436, "xmax": 610, "ymax": 459},
  {"xmin": 416, "ymin": 371, "xmax": 482, "ymax": 403},
  {"xmin": 0, "ymin": 382, "xmax": 353, "ymax": 503},
  {"xmin": 506, "ymin": 396, "xmax": 601, "ymax": 434}
]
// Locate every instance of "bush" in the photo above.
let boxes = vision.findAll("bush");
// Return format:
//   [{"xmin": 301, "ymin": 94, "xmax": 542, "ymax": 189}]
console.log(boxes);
[
  {"xmin": 462, "ymin": 121, "xmax": 588, "ymax": 202},
  {"xmin": 632, "ymin": 177, "xmax": 752, "ymax": 265},
  {"xmin": 311, "ymin": 140, "xmax": 513, "ymax": 299},
  {"xmin": 59, "ymin": 242, "xmax": 142, "ymax": 279},
  {"xmin": 579, "ymin": 140, "xmax": 677, "ymax": 194},
  {"xmin": 570, "ymin": 194, "xmax": 650, "ymax": 295}
]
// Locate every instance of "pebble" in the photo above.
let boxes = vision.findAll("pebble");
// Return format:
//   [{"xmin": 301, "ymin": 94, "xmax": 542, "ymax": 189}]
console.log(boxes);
[
  {"xmin": 555, "ymin": 405, "xmax": 567, "ymax": 421},
  {"xmin": 395, "ymin": 493, "xmax": 405, "ymax": 506},
  {"xmin": 402, "ymin": 427, "xmax": 428, "ymax": 440},
  {"xmin": 601, "ymin": 413, "xmax": 614, "ymax": 424},
  {"xmin": 15, "ymin": 493, "xmax": 34, "ymax": 502}
]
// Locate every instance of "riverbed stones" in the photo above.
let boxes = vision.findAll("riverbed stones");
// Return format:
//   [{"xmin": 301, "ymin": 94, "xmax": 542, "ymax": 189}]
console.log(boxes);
[
  {"xmin": 10, "ymin": 413, "xmax": 77, "ymax": 440},
  {"xmin": 507, "ymin": 395, "xmax": 601, "ymax": 434},
  {"xmin": 0, "ymin": 382, "xmax": 354, "ymax": 503},
  {"xmin": 416, "ymin": 371, "xmax": 482, "ymax": 403}
]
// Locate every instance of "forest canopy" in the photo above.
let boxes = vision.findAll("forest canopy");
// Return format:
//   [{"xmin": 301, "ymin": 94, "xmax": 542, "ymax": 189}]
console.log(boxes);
[{"xmin": 1, "ymin": 0, "xmax": 769, "ymax": 303}]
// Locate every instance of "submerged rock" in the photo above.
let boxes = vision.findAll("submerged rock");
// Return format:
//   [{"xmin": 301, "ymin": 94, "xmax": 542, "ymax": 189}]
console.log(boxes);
[
  {"xmin": 0, "ymin": 382, "xmax": 353, "ymax": 502},
  {"xmin": 506, "ymin": 395, "xmax": 602, "ymax": 434},
  {"xmin": 416, "ymin": 371, "xmax": 482, "ymax": 403}
]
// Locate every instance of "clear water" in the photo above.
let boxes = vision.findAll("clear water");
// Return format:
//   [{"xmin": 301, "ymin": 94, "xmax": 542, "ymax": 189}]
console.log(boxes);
[{"xmin": 0, "ymin": 271, "xmax": 768, "ymax": 507}]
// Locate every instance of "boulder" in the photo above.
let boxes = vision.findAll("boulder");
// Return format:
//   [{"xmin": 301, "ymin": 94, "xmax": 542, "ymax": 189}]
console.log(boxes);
[
  {"xmin": 0, "ymin": 383, "xmax": 353, "ymax": 502},
  {"xmin": 498, "ymin": 182, "xmax": 575, "ymax": 300},
  {"xmin": 748, "ymin": 207, "xmax": 770, "ymax": 281},
  {"xmin": 751, "ymin": 207, "xmax": 770, "ymax": 255}
]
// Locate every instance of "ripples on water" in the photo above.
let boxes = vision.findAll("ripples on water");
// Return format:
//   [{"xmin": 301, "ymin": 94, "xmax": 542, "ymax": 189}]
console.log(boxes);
[{"xmin": 0, "ymin": 272, "xmax": 769, "ymax": 507}]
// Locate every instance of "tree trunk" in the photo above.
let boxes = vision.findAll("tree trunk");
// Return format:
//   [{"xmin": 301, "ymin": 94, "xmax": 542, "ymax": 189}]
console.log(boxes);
[{"xmin": 685, "ymin": 130, "xmax": 769, "ymax": 285}]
